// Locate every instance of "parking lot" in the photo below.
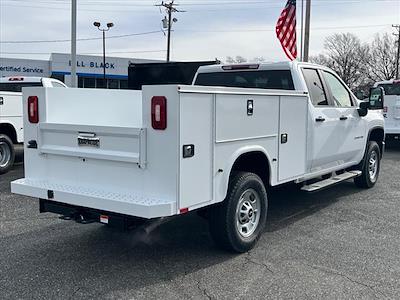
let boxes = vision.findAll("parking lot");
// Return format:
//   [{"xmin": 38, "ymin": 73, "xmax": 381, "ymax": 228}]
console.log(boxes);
[{"xmin": 1, "ymin": 143, "xmax": 399, "ymax": 299}]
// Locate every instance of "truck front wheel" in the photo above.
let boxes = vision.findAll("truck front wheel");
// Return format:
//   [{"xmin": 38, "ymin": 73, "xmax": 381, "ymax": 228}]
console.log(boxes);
[
  {"xmin": 0, "ymin": 134, "xmax": 15, "ymax": 174},
  {"xmin": 354, "ymin": 141, "xmax": 381, "ymax": 188},
  {"xmin": 208, "ymin": 172, "xmax": 268, "ymax": 253}
]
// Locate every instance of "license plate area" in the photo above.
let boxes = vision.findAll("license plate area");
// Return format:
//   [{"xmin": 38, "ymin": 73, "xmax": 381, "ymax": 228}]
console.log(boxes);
[{"xmin": 77, "ymin": 134, "xmax": 100, "ymax": 148}]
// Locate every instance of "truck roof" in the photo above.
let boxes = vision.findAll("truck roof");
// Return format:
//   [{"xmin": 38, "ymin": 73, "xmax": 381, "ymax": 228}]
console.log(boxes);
[{"xmin": 196, "ymin": 61, "xmax": 325, "ymax": 74}]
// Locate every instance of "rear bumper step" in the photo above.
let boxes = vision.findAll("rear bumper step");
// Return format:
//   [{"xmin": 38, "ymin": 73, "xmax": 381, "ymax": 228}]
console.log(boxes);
[{"xmin": 11, "ymin": 178, "xmax": 176, "ymax": 219}]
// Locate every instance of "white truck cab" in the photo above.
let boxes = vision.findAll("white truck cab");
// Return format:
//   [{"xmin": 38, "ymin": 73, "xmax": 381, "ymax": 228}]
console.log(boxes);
[
  {"xmin": 0, "ymin": 76, "xmax": 66, "ymax": 174},
  {"xmin": 373, "ymin": 79, "xmax": 400, "ymax": 140},
  {"xmin": 11, "ymin": 62, "xmax": 384, "ymax": 252}
]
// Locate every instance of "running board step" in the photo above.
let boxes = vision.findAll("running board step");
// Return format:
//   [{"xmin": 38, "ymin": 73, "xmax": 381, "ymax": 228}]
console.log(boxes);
[{"xmin": 301, "ymin": 171, "xmax": 362, "ymax": 192}]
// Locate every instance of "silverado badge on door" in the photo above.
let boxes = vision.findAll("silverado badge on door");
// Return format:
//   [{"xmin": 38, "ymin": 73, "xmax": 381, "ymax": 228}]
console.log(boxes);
[{"xmin": 77, "ymin": 132, "xmax": 100, "ymax": 148}]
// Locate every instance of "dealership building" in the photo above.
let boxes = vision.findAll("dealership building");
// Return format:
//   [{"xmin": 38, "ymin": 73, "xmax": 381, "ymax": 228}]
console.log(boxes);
[{"xmin": 0, "ymin": 53, "xmax": 160, "ymax": 88}]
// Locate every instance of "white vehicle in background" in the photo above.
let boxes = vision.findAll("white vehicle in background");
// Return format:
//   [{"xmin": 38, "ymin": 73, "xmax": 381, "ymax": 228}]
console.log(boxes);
[
  {"xmin": 0, "ymin": 77, "xmax": 67, "ymax": 174},
  {"xmin": 374, "ymin": 79, "xmax": 400, "ymax": 140},
  {"xmin": 11, "ymin": 62, "xmax": 384, "ymax": 252}
]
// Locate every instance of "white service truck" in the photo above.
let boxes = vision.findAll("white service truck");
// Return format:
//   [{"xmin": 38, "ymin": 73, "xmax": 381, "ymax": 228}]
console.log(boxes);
[
  {"xmin": 374, "ymin": 79, "xmax": 400, "ymax": 140},
  {"xmin": 11, "ymin": 62, "xmax": 385, "ymax": 252},
  {"xmin": 0, "ymin": 77, "xmax": 67, "ymax": 174}
]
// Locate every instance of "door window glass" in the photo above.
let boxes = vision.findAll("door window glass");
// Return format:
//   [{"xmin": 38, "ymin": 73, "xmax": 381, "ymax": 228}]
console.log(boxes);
[
  {"xmin": 302, "ymin": 68, "xmax": 328, "ymax": 106},
  {"xmin": 323, "ymin": 71, "xmax": 353, "ymax": 107}
]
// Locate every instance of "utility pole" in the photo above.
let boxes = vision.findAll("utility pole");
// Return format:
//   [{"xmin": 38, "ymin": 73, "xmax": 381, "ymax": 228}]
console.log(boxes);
[
  {"xmin": 71, "ymin": 0, "xmax": 77, "ymax": 87},
  {"xmin": 393, "ymin": 24, "xmax": 400, "ymax": 79},
  {"xmin": 303, "ymin": 0, "xmax": 311, "ymax": 62},
  {"xmin": 156, "ymin": 1, "xmax": 184, "ymax": 62}
]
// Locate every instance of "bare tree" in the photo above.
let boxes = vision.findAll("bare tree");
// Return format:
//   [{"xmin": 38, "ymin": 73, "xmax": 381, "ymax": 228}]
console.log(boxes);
[
  {"xmin": 311, "ymin": 33, "xmax": 369, "ymax": 91},
  {"xmin": 252, "ymin": 56, "xmax": 266, "ymax": 63},
  {"xmin": 225, "ymin": 56, "xmax": 248, "ymax": 63},
  {"xmin": 365, "ymin": 33, "xmax": 397, "ymax": 82}
]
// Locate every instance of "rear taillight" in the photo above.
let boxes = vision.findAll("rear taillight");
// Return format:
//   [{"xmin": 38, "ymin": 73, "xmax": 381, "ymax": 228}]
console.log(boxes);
[
  {"xmin": 151, "ymin": 96, "xmax": 167, "ymax": 130},
  {"xmin": 28, "ymin": 96, "xmax": 39, "ymax": 123},
  {"xmin": 383, "ymin": 106, "xmax": 388, "ymax": 113}
]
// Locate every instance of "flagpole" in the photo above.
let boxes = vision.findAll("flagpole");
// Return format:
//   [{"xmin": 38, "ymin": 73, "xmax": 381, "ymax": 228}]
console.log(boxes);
[
  {"xmin": 303, "ymin": 0, "xmax": 311, "ymax": 62},
  {"xmin": 300, "ymin": 0, "xmax": 304, "ymax": 61}
]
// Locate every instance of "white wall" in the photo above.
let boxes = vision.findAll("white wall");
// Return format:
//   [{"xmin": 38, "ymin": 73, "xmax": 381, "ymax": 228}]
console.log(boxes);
[{"xmin": 0, "ymin": 57, "xmax": 50, "ymax": 77}]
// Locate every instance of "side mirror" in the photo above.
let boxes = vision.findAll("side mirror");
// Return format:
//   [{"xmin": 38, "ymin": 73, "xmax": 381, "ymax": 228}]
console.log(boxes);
[
  {"xmin": 358, "ymin": 101, "xmax": 369, "ymax": 117},
  {"xmin": 368, "ymin": 87, "xmax": 384, "ymax": 110}
]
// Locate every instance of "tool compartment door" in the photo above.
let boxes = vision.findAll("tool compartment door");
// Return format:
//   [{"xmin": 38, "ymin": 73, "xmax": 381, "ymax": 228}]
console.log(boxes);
[
  {"xmin": 278, "ymin": 95, "xmax": 308, "ymax": 181},
  {"xmin": 178, "ymin": 92, "xmax": 214, "ymax": 210}
]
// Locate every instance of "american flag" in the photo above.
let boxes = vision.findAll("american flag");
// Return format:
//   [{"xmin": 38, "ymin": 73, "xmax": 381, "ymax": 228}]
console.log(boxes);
[{"xmin": 276, "ymin": 0, "xmax": 297, "ymax": 61}]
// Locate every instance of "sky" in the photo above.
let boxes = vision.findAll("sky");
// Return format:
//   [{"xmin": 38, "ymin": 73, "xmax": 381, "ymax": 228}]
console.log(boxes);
[{"xmin": 0, "ymin": 0, "xmax": 399, "ymax": 63}]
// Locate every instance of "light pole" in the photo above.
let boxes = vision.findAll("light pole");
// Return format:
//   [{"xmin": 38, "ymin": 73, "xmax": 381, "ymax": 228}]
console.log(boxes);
[
  {"xmin": 71, "ymin": 0, "xmax": 77, "ymax": 87},
  {"xmin": 93, "ymin": 21, "xmax": 114, "ymax": 87}
]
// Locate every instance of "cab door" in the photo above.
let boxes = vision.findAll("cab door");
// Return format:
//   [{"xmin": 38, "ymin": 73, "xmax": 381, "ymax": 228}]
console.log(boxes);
[
  {"xmin": 320, "ymin": 70, "xmax": 366, "ymax": 164},
  {"xmin": 302, "ymin": 68, "xmax": 344, "ymax": 172}
]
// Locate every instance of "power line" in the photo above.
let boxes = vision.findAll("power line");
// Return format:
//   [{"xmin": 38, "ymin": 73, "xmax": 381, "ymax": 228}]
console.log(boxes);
[
  {"xmin": 0, "ymin": 31, "xmax": 162, "ymax": 44},
  {"xmin": 0, "ymin": 50, "xmax": 167, "ymax": 55},
  {"xmin": 2, "ymin": 0, "xmax": 399, "ymax": 10},
  {"xmin": 156, "ymin": 1, "xmax": 184, "ymax": 62},
  {"xmin": 1, "ymin": 24, "xmax": 391, "ymax": 45}
]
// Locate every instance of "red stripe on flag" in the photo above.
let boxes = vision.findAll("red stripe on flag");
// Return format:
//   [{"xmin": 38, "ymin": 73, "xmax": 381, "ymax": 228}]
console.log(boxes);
[{"xmin": 276, "ymin": 0, "xmax": 297, "ymax": 61}]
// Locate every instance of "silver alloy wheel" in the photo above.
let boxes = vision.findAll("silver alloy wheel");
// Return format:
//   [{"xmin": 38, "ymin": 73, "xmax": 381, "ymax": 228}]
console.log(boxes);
[
  {"xmin": 368, "ymin": 150, "xmax": 378, "ymax": 183},
  {"xmin": 235, "ymin": 188, "xmax": 261, "ymax": 238},
  {"xmin": 0, "ymin": 141, "xmax": 11, "ymax": 168}
]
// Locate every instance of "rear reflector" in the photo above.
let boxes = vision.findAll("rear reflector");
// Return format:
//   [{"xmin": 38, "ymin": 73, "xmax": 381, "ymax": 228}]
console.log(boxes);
[
  {"xmin": 383, "ymin": 106, "xmax": 388, "ymax": 113},
  {"xmin": 151, "ymin": 96, "xmax": 167, "ymax": 130},
  {"xmin": 28, "ymin": 96, "xmax": 39, "ymax": 123},
  {"xmin": 222, "ymin": 64, "xmax": 259, "ymax": 71},
  {"xmin": 100, "ymin": 215, "xmax": 109, "ymax": 224},
  {"xmin": 180, "ymin": 208, "xmax": 189, "ymax": 214}
]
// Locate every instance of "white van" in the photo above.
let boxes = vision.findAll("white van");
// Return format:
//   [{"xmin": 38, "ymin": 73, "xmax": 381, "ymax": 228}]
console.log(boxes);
[{"xmin": 374, "ymin": 79, "xmax": 400, "ymax": 140}]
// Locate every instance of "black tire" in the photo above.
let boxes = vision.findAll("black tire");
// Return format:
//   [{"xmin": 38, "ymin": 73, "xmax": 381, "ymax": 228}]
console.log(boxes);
[
  {"xmin": 0, "ymin": 134, "xmax": 15, "ymax": 175},
  {"xmin": 208, "ymin": 172, "xmax": 268, "ymax": 253},
  {"xmin": 354, "ymin": 141, "xmax": 381, "ymax": 188}
]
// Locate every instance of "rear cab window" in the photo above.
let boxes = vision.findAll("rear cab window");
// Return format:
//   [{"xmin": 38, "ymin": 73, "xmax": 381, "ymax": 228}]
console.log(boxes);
[
  {"xmin": 194, "ymin": 70, "xmax": 295, "ymax": 90},
  {"xmin": 0, "ymin": 82, "xmax": 43, "ymax": 92}
]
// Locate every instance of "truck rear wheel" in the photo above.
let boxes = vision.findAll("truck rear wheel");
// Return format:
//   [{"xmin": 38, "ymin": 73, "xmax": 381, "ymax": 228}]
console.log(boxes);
[
  {"xmin": 0, "ymin": 134, "xmax": 15, "ymax": 175},
  {"xmin": 208, "ymin": 172, "xmax": 268, "ymax": 253},
  {"xmin": 354, "ymin": 141, "xmax": 381, "ymax": 188}
]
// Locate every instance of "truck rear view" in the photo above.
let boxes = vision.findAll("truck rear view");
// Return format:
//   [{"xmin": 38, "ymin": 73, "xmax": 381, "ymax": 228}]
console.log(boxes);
[{"xmin": 11, "ymin": 62, "xmax": 384, "ymax": 253}]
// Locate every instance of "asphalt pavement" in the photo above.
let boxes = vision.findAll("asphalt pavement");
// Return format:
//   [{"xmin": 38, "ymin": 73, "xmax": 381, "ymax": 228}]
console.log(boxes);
[{"xmin": 1, "ymin": 143, "xmax": 400, "ymax": 299}]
